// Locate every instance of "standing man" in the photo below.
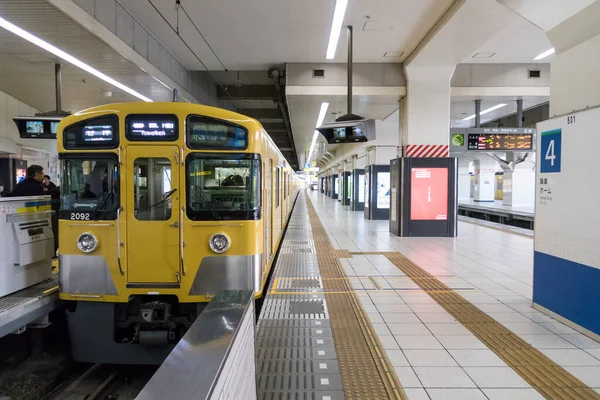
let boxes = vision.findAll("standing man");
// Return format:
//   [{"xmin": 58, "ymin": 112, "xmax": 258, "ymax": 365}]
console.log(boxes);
[
  {"xmin": 43, "ymin": 175, "xmax": 60, "ymax": 255},
  {"xmin": 10, "ymin": 165, "xmax": 45, "ymax": 197}
]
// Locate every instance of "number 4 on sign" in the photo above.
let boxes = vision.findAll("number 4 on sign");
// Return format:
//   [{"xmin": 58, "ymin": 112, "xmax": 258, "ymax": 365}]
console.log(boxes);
[
  {"xmin": 540, "ymin": 129, "xmax": 561, "ymax": 173},
  {"xmin": 545, "ymin": 140, "xmax": 556, "ymax": 166}
]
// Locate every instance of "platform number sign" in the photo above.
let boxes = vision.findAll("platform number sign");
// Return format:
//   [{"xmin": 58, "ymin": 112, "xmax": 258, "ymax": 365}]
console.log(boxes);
[{"xmin": 540, "ymin": 129, "xmax": 562, "ymax": 173}]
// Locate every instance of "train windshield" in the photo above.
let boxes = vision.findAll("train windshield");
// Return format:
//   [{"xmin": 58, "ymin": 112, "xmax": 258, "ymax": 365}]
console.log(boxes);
[
  {"xmin": 186, "ymin": 154, "xmax": 261, "ymax": 221},
  {"xmin": 59, "ymin": 154, "xmax": 119, "ymax": 220}
]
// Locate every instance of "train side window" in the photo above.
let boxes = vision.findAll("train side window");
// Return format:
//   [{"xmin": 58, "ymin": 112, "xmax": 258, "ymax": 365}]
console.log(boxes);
[
  {"xmin": 133, "ymin": 157, "xmax": 173, "ymax": 221},
  {"xmin": 275, "ymin": 167, "xmax": 280, "ymax": 208}
]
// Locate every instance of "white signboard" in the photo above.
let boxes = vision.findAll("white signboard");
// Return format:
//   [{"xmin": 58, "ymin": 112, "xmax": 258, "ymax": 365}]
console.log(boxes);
[{"xmin": 376, "ymin": 172, "xmax": 390, "ymax": 209}]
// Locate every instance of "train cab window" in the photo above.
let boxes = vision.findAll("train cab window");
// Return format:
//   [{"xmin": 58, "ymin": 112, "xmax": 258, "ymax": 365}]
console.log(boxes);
[
  {"xmin": 59, "ymin": 154, "xmax": 119, "ymax": 220},
  {"xmin": 186, "ymin": 154, "xmax": 261, "ymax": 221},
  {"xmin": 133, "ymin": 158, "xmax": 173, "ymax": 221}
]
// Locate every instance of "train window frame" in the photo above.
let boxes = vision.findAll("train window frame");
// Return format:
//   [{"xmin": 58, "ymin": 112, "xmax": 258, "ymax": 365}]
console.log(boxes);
[
  {"xmin": 185, "ymin": 153, "xmax": 262, "ymax": 221},
  {"xmin": 58, "ymin": 152, "xmax": 120, "ymax": 220},
  {"xmin": 63, "ymin": 114, "xmax": 119, "ymax": 150},
  {"xmin": 275, "ymin": 167, "xmax": 280, "ymax": 209},
  {"xmin": 125, "ymin": 114, "xmax": 179, "ymax": 142},
  {"xmin": 185, "ymin": 115, "xmax": 249, "ymax": 151}
]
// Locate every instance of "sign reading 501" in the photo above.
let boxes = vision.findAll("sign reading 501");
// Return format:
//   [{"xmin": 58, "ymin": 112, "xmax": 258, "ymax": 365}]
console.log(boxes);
[{"xmin": 540, "ymin": 129, "xmax": 562, "ymax": 173}]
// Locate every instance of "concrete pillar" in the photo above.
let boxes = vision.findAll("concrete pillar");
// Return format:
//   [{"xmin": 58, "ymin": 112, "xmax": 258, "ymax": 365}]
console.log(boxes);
[
  {"xmin": 501, "ymin": 153, "xmax": 535, "ymax": 207},
  {"xmin": 472, "ymin": 157, "xmax": 496, "ymax": 202},
  {"xmin": 457, "ymin": 155, "xmax": 473, "ymax": 202},
  {"xmin": 401, "ymin": 66, "xmax": 453, "ymax": 156}
]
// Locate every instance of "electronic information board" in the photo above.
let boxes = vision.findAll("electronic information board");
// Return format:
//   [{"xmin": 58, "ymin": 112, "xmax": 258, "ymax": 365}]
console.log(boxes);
[{"xmin": 467, "ymin": 134, "xmax": 533, "ymax": 151}]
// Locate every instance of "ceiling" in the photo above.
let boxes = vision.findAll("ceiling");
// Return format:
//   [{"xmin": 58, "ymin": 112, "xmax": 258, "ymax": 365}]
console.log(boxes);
[
  {"xmin": 451, "ymin": 95, "xmax": 549, "ymax": 127},
  {"xmin": 0, "ymin": 0, "xmax": 172, "ymax": 113},
  {"xmin": 464, "ymin": 12, "xmax": 554, "ymax": 64},
  {"xmin": 117, "ymin": 0, "xmax": 455, "ymax": 70}
]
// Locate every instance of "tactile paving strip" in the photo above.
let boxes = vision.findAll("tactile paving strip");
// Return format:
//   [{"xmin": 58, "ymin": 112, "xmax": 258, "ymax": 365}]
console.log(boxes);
[
  {"xmin": 306, "ymin": 196, "xmax": 407, "ymax": 400},
  {"xmin": 257, "ymin": 195, "xmax": 344, "ymax": 400},
  {"xmin": 382, "ymin": 252, "xmax": 600, "ymax": 400}
]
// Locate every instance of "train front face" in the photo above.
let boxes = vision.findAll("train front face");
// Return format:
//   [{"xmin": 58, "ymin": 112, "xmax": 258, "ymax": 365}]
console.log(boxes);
[{"xmin": 57, "ymin": 103, "xmax": 267, "ymax": 364}]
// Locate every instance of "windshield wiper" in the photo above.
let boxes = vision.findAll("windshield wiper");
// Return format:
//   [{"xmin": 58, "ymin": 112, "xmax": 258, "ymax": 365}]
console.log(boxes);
[
  {"xmin": 194, "ymin": 186, "xmax": 220, "ymax": 220},
  {"xmin": 90, "ymin": 186, "xmax": 116, "ymax": 220},
  {"xmin": 136, "ymin": 188, "xmax": 177, "ymax": 216}
]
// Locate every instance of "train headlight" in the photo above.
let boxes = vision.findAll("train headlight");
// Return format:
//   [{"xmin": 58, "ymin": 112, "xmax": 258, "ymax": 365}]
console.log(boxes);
[
  {"xmin": 77, "ymin": 232, "xmax": 98, "ymax": 253},
  {"xmin": 209, "ymin": 233, "xmax": 230, "ymax": 254}
]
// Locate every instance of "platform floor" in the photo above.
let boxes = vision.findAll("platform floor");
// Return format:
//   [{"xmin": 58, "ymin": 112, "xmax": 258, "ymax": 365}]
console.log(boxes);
[
  {"xmin": 258, "ymin": 191, "xmax": 600, "ymax": 399},
  {"xmin": 0, "ymin": 275, "xmax": 59, "ymax": 338},
  {"xmin": 459, "ymin": 199, "xmax": 534, "ymax": 218}
]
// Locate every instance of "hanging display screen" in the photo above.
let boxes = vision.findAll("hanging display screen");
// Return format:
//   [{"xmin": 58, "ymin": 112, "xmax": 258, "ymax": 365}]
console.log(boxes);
[
  {"xmin": 410, "ymin": 168, "xmax": 448, "ymax": 220},
  {"xmin": 126, "ymin": 114, "xmax": 178, "ymax": 141},
  {"xmin": 376, "ymin": 172, "xmax": 390, "ymax": 209},
  {"xmin": 467, "ymin": 134, "xmax": 533, "ymax": 150}
]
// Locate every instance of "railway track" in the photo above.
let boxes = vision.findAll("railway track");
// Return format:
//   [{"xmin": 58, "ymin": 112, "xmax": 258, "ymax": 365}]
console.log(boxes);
[{"xmin": 44, "ymin": 363, "xmax": 156, "ymax": 400}]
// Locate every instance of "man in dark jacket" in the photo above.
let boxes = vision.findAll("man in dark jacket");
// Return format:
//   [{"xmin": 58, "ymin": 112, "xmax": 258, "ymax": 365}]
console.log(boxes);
[{"xmin": 10, "ymin": 165, "xmax": 45, "ymax": 197}]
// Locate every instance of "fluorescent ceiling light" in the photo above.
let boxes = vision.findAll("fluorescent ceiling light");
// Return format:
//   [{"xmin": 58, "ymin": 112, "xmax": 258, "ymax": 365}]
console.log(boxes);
[
  {"xmin": 306, "ymin": 102, "xmax": 329, "ymax": 164},
  {"xmin": 462, "ymin": 103, "xmax": 507, "ymax": 121},
  {"xmin": 533, "ymin": 48, "xmax": 555, "ymax": 61},
  {"xmin": 325, "ymin": 0, "xmax": 348, "ymax": 59},
  {"xmin": 0, "ymin": 16, "xmax": 153, "ymax": 102}
]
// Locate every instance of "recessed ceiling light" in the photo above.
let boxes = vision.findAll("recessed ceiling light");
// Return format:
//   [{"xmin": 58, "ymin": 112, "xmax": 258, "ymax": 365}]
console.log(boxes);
[
  {"xmin": 462, "ymin": 103, "xmax": 507, "ymax": 121},
  {"xmin": 383, "ymin": 51, "xmax": 404, "ymax": 58},
  {"xmin": 325, "ymin": 0, "xmax": 348, "ymax": 59},
  {"xmin": 0, "ymin": 15, "xmax": 153, "ymax": 102},
  {"xmin": 533, "ymin": 48, "xmax": 555, "ymax": 61},
  {"xmin": 307, "ymin": 102, "xmax": 329, "ymax": 163},
  {"xmin": 472, "ymin": 52, "xmax": 495, "ymax": 59}
]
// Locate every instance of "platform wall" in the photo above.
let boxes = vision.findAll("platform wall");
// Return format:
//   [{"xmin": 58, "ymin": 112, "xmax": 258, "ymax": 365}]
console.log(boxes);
[
  {"xmin": 209, "ymin": 301, "xmax": 256, "ymax": 400},
  {"xmin": 534, "ymin": 107, "xmax": 600, "ymax": 337}
]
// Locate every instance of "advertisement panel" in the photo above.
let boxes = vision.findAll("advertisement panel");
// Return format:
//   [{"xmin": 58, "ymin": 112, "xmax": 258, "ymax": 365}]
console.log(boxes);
[
  {"xmin": 410, "ymin": 168, "xmax": 448, "ymax": 220},
  {"xmin": 376, "ymin": 172, "xmax": 390, "ymax": 209},
  {"xmin": 358, "ymin": 174, "xmax": 365, "ymax": 203}
]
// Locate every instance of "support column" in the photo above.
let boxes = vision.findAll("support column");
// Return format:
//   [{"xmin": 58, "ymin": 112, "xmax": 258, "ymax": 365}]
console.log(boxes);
[
  {"xmin": 401, "ymin": 66, "xmax": 454, "ymax": 157},
  {"xmin": 457, "ymin": 155, "xmax": 472, "ymax": 202},
  {"xmin": 500, "ymin": 153, "xmax": 535, "ymax": 207},
  {"xmin": 472, "ymin": 157, "xmax": 496, "ymax": 202}
]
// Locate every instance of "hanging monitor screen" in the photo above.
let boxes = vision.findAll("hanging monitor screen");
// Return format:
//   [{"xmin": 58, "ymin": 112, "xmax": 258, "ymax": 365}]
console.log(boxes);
[
  {"xmin": 13, "ymin": 117, "xmax": 62, "ymax": 139},
  {"xmin": 467, "ymin": 134, "xmax": 533, "ymax": 150},
  {"xmin": 126, "ymin": 114, "xmax": 178, "ymax": 141},
  {"xmin": 410, "ymin": 168, "xmax": 448, "ymax": 221}
]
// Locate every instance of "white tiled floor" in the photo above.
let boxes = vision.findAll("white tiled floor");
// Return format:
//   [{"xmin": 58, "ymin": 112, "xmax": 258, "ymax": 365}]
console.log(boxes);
[{"xmin": 308, "ymin": 192, "xmax": 600, "ymax": 398}]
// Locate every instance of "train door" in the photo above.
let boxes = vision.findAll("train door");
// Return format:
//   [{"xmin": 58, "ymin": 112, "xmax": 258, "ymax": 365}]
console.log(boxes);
[
  {"xmin": 264, "ymin": 159, "xmax": 272, "ymax": 266},
  {"xmin": 126, "ymin": 146, "xmax": 180, "ymax": 285}
]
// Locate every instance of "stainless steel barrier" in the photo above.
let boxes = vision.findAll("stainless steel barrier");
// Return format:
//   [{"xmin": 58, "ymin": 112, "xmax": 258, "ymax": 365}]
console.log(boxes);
[{"xmin": 137, "ymin": 290, "xmax": 256, "ymax": 400}]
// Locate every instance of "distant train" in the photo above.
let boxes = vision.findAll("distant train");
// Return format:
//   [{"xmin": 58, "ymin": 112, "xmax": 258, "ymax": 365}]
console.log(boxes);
[{"xmin": 57, "ymin": 102, "xmax": 302, "ymax": 364}]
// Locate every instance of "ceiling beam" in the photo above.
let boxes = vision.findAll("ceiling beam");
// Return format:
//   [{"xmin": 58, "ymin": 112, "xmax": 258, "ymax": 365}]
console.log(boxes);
[{"xmin": 217, "ymin": 85, "xmax": 279, "ymax": 100}]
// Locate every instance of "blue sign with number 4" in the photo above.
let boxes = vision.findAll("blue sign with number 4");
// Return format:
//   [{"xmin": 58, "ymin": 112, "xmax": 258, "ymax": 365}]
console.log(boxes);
[{"xmin": 540, "ymin": 129, "xmax": 561, "ymax": 173}]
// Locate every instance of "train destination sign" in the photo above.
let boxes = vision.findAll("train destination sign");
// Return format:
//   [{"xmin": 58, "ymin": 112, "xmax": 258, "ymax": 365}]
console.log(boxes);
[
  {"xmin": 126, "ymin": 114, "xmax": 178, "ymax": 141},
  {"xmin": 84, "ymin": 125, "xmax": 113, "ymax": 142},
  {"xmin": 467, "ymin": 133, "xmax": 533, "ymax": 150}
]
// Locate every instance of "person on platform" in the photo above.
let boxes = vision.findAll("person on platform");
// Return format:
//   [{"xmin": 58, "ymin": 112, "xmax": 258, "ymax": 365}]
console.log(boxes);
[
  {"xmin": 9, "ymin": 165, "xmax": 45, "ymax": 197},
  {"xmin": 43, "ymin": 175, "xmax": 60, "ymax": 254}
]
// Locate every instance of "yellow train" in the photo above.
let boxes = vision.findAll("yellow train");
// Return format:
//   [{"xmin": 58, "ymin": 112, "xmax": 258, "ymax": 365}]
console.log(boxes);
[{"xmin": 57, "ymin": 102, "xmax": 302, "ymax": 363}]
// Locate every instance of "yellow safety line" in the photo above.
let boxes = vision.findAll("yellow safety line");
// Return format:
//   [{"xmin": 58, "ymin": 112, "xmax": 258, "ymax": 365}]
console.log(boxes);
[
  {"xmin": 271, "ymin": 277, "xmax": 278, "ymax": 291},
  {"xmin": 43, "ymin": 286, "xmax": 59, "ymax": 294}
]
